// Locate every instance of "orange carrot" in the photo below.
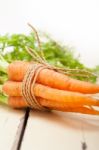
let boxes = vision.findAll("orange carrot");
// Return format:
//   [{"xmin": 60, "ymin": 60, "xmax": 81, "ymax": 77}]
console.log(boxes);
[
  {"xmin": 3, "ymin": 81, "xmax": 99, "ymax": 107},
  {"xmin": 8, "ymin": 96, "xmax": 88, "ymax": 108},
  {"xmin": 49, "ymin": 106, "xmax": 99, "ymax": 115},
  {"xmin": 8, "ymin": 96, "xmax": 27, "ymax": 108},
  {"xmin": 8, "ymin": 61, "xmax": 30, "ymax": 81},
  {"xmin": 7, "ymin": 61, "xmax": 99, "ymax": 94},
  {"xmin": 8, "ymin": 96, "xmax": 80, "ymax": 108},
  {"xmin": 40, "ymin": 98, "xmax": 99, "ymax": 115},
  {"xmin": 8, "ymin": 96, "xmax": 99, "ymax": 115}
]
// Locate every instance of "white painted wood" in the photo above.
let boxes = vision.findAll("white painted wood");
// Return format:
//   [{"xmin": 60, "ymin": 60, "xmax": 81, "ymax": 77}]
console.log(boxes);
[
  {"xmin": 21, "ymin": 110, "xmax": 99, "ymax": 150},
  {"xmin": 20, "ymin": 111, "xmax": 82, "ymax": 150},
  {"xmin": 81, "ymin": 115, "xmax": 99, "ymax": 150},
  {"xmin": 0, "ymin": 105, "xmax": 24, "ymax": 150}
]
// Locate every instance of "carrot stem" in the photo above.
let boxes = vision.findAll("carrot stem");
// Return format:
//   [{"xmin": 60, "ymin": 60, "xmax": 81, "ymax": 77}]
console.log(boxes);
[
  {"xmin": 0, "ymin": 84, "xmax": 8, "ymax": 105},
  {"xmin": 0, "ymin": 54, "xmax": 9, "ymax": 74},
  {"xmin": 0, "ymin": 94, "xmax": 8, "ymax": 105}
]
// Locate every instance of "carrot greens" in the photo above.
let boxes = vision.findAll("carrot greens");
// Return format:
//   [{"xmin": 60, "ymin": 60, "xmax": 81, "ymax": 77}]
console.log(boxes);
[{"xmin": 0, "ymin": 33, "xmax": 98, "ymax": 82}]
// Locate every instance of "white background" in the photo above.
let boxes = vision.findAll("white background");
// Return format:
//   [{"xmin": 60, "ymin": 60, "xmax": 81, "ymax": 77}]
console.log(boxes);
[{"xmin": 0, "ymin": 0, "xmax": 99, "ymax": 67}]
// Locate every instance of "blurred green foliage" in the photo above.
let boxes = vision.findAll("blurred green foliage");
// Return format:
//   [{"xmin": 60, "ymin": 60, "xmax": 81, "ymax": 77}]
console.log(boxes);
[{"xmin": 0, "ymin": 32, "xmax": 98, "ymax": 82}]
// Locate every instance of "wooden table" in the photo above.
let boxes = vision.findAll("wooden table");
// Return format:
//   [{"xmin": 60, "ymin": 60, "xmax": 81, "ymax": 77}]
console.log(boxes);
[{"xmin": 0, "ymin": 103, "xmax": 99, "ymax": 150}]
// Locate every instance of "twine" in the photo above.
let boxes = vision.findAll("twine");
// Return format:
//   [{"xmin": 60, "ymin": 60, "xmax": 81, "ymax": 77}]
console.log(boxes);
[
  {"xmin": 27, "ymin": 23, "xmax": 97, "ymax": 78},
  {"xmin": 22, "ymin": 63, "xmax": 50, "ymax": 110}
]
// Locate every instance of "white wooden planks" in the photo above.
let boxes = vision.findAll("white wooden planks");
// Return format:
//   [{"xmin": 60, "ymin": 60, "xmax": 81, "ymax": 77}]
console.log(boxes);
[
  {"xmin": 21, "ymin": 111, "xmax": 99, "ymax": 150},
  {"xmin": 81, "ymin": 115, "xmax": 99, "ymax": 150},
  {"xmin": 0, "ymin": 102, "xmax": 99, "ymax": 150},
  {"xmin": 0, "ymin": 104, "xmax": 25, "ymax": 150},
  {"xmin": 20, "ymin": 111, "xmax": 83, "ymax": 150}
]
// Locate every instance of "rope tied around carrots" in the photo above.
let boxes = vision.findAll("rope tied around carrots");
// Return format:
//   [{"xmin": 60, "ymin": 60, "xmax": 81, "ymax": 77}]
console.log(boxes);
[{"xmin": 22, "ymin": 63, "xmax": 51, "ymax": 110}]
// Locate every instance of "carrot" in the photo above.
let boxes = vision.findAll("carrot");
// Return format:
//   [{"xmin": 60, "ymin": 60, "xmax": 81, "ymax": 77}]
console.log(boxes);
[
  {"xmin": 8, "ymin": 96, "xmax": 81, "ymax": 108},
  {"xmin": 8, "ymin": 61, "xmax": 30, "ymax": 81},
  {"xmin": 7, "ymin": 61, "xmax": 99, "ymax": 94},
  {"xmin": 40, "ymin": 98, "xmax": 99, "ymax": 115},
  {"xmin": 49, "ymin": 106, "xmax": 99, "ymax": 115},
  {"xmin": 8, "ymin": 96, "xmax": 99, "ymax": 115},
  {"xmin": 8, "ymin": 96, "xmax": 27, "ymax": 108},
  {"xmin": 8, "ymin": 96, "xmax": 78, "ymax": 108},
  {"xmin": 3, "ymin": 81, "xmax": 99, "ymax": 107}
]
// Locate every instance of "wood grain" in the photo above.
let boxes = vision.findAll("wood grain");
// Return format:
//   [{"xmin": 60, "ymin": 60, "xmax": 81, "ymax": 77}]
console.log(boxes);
[
  {"xmin": 0, "ymin": 105, "xmax": 25, "ymax": 150},
  {"xmin": 21, "ymin": 110, "xmax": 99, "ymax": 150}
]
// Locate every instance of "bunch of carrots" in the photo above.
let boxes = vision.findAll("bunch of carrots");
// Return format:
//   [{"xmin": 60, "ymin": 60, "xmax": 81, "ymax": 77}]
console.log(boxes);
[
  {"xmin": 1, "ymin": 60, "xmax": 99, "ymax": 115},
  {"xmin": 0, "ymin": 24, "xmax": 99, "ymax": 115}
]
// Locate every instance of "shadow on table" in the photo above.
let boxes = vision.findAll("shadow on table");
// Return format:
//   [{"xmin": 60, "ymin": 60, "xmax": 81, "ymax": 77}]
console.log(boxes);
[
  {"xmin": 1, "ymin": 104, "xmax": 99, "ymax": 132},
  {"xmin": 30, "ymin": 110, "xmax": 99, "ymax": 132}
]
